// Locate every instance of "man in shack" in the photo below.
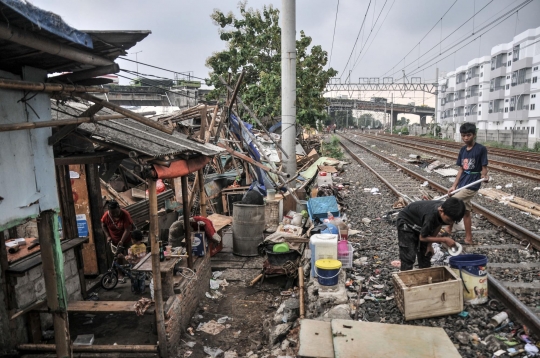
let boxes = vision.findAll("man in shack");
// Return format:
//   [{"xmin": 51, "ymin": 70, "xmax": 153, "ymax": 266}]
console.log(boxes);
[
  {"xmin": 396, "ymin": 198, "xmax": 466, "ymax": 271},
  {"xmin": 101, "ymin": 200, "xmax": 134, "ymax": 282}
]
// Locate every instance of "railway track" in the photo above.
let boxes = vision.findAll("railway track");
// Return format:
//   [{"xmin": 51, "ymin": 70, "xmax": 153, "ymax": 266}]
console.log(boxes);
[
  {"xmin": 380, "ymin": 132, "xmax": 540, "ymax": 164},
  {"xmin": 338, "ymin": 134, "xmax": 540, "ymax": 337},
  {"xmin": 355, "ymin": 132, "xmax": 540, "ymax": 181}
]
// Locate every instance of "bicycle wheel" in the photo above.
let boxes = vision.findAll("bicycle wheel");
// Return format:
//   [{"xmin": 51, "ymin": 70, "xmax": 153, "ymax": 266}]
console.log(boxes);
[{"xmin": 101, "ymin": 272, "xmax": 118, "ymax": 290}]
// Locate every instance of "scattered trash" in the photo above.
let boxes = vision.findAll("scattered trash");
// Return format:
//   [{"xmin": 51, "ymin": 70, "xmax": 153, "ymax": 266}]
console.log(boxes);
[
  {"xmin": 505, "ymin": 183, "xmax": 513, "ymax": 188},
  {"xmin": 458, "ymin": 311, "xmax": 469, "ymax": 318},
  {"xmin": 212, "ymin": 271, "xmax": 223, "ymax": 279},
  {"xmin": 421, "ymin": 181, "xmax": 429, "ymax": 187},
  {"xmin": 86, "ymin": 292, "xmax": 99, "ymax": 301},
  {"xmin": 217, "ymin": 316, "xmax": 230, "ymax": 324},
  {"xmin": 203, "ymin": 346, "xmax": 224, "ymax": 358},
  {"xmin": 134, "ymin": 298, "xmax": 153, "ymax": 316},
  {"xmin": 73, "ymin": 334, "xmax": 94, "ymax": 346},
  {"xmin": 205, "ymin": 291, "xmax": 223, "ymax": 300},
  {"xmin": 233, "ymin": 330, "xmax": 242, "ymax": 338},
  {"xmin": 197, "ymin": 320, "xmax": 226, "ymax": 335},
  {"xmin": 361, "ymin": 218, "xmax": 371, "ymax": 226},
  {"xmin": 390, "ymin": 260, "xmax": 401, "ymax": 268},
  {"xmin": 370, "ymin": 188, "xmax": 380, "ymax": 195},
  {"xmin": 525, "ymin": 343, "xmax": 539, "ymax": 355},
  {"xmin": 533, "ymin": 187, "xmax": 540, "ymax": 191},
  {"xmin": 187, "ymin": 327, "xmax": 194, "ymax": 336},
  {"xmin": 185, "ymin": 341, "xmax": 196, "ymax": 348},
  {"xmin": 210, "ymin": 279, "xmax": 220, "ymax": 290},
  {"xmin": 183, "ymin": 351, "xmax": 192, "ymax": 357}
]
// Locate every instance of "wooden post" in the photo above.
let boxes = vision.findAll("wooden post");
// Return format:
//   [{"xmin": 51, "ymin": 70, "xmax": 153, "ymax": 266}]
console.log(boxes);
[
  {"xmin": 198, "ymin": 168, "xmax": 207, "ymax": 218},
  {"xmin": 37, "ymin": 210, "xmax": 72, "ymax": 358},
  {"xmin": 181, "ymin": 176, "xmax": 193, "ymax": 269},
  {"xmin": 85, "ymin": 164, "xmax": 109, "ymax": 274},
  {"xmin": 55, "ymin": 165, "xmax": 78, "ymax": 240},
  {"xmin": 148, "ymin": 179, "xmax": 168, "ymax": 358},
  {"xmin": 298, "ymin": 266, "xmax": 305, "ymax": 319}
]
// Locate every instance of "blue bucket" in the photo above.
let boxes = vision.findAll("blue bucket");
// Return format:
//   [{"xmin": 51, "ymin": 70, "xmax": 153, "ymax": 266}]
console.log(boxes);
[
  {"xmin": 449, "ymin": 254, "xmax": 488, "ymax": 304},
  {"xmin": 315, "ymin": 259, "xmax": 342, "ymax": 286}
]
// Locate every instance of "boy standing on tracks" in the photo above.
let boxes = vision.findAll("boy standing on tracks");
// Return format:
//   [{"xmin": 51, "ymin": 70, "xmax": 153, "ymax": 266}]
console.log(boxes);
[
  {"xmin": 397, "ymin": 198, "xmax": 466, "ymax": 271},
  {"xmin": 447, "ymin": 123, "xmax": 489, "ymax": 245}
]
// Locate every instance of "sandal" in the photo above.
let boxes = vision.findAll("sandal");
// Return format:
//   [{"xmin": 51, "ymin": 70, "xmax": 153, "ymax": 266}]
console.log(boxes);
[{"xmin": 118, "ymin": 277, "xmax": 127, "ymax": 284}]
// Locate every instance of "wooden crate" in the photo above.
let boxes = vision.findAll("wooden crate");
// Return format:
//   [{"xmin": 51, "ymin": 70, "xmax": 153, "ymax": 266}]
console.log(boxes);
[{"xmin": 392, "ymin": 266, "xmax": 463, "ymax": 321}]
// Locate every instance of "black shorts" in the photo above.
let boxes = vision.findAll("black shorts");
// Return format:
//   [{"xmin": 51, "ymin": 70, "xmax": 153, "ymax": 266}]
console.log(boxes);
[{"xmin": 398, "ymin": 224, "xmax": 432, "ymax": 271}]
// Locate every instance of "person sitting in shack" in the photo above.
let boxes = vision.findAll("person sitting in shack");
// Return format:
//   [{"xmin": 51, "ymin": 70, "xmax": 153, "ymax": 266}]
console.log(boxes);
[
  {"xmin": 127, "ymin": 230, "xmax": 146, "ymax": 265},
  {"xmin": 101, "ymin": 200, "xmax": 134, "ymax": 282},
  {"xmin": 396, "ymin": 198, "xmax": 465, "ymax": 271}
]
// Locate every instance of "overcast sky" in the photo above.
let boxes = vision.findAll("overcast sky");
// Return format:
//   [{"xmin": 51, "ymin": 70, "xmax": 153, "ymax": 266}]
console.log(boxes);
[{"xmin": 32, "ymin": 0, "xmax": 540, "ymax": 121}]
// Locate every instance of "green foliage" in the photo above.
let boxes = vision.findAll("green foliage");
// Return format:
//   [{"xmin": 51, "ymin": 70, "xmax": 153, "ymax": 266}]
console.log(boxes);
[
  {"xmin": 321, "ymin": 135, "xmax": 343, "ymax": 159},
  {"xmin": 206, "ymin": 2, "xmax": 338, "ymax": 127},
  {"xmin": 483, "ymin": 141, "xmax": 539, "ymax": 152}
]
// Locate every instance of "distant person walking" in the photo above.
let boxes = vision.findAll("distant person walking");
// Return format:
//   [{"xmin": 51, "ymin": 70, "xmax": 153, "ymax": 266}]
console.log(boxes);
[{"xmin": 446, "ymin": 123, "xmax": 489, "ymax": 245}]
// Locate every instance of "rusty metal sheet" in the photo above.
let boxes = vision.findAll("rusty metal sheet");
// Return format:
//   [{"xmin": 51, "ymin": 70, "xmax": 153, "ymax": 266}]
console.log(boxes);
[{"xmin": 331, "ymin": 319, "xmax": 461, "ymax": 358}]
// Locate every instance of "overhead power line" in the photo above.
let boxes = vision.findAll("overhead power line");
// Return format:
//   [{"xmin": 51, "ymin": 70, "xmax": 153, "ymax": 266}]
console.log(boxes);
[
  {"xmin": 118, "ymin": 57, "xmax": 207, "ymax": 81},
  {"xmin": 340, "ymin": 0, "xmax": 372, "ymax": 80},
  {"xmin": 381, "ymin": 0, "xmax": 459, "ymax": 78},
  {"xmin": 328, "ymin": 0, "xmax": 340, "ymax": 68}
]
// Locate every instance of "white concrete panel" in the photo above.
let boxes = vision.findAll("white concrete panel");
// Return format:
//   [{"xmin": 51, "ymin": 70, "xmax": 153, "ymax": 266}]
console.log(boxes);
[{"xmin": 23, "ymin": 67, "xmax": 58, "ymax": 212}]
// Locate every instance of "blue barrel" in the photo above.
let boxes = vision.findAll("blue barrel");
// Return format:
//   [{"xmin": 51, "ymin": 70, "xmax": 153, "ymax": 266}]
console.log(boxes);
[
  {"xmin": 449, "ymin": 254, "xmax": 488, "ymax": 304},
  {"xmin": 315, "ymin": 259, "xmax": 342, "ymax": 286}
]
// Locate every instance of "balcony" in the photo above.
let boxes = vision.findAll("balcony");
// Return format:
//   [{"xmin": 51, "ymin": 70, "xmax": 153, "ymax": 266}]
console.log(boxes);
[
  {"xmin": 511, "ymin": 57, "xmax": 532, "ymax": 71},
  {"xmin": 466, "ymin": 95, "xmax": 479, "ymax": 105},
  {"xmin": 488, "ymin": 110, "xmax": 504, "ymax": 122},
  {"xmin": 466, "ymin": 76, "xmax": 479, "ymax": 86},
  {"xmin": 456, "ymin": 81, "xmax": 466, "ymax": 91},
  {"xmin": 510, "ymin": 81, "xmax": 531, "ymax": 96},
  {"xmin": 491, "ymin": 65, "xmax": 507, "ymax": 78},
  {"xmin": 454, "ymin": 98, "xmax": 466, "ymax": 107},
  {"xmin": 489, "ymin": 86, "xmax": 505, "ymax": 100}
]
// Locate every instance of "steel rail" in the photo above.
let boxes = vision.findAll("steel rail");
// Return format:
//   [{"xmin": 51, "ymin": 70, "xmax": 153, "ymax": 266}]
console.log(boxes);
[
  {"xmin": 358, "ymin": 133, "xmax": 540, "ymax": 181},
  {"xmin": 381, "ymin": 133, "xmax": 540, "ymax": 163},
  {"xmin": 339, "ymin": 134, "xmax": 540, "ymax": 336}
]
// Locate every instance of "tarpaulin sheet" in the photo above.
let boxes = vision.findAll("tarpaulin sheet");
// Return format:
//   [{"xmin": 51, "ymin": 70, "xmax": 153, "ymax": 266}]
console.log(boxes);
[
  {"xmin": 0, "ymin": 0, "xmax": 94, "ymax": 48},
  {"xmin": 300, "ymin": 157, "xmax": 342, "ymax": 180},
  {"xmin": 307, "ymin": 196, "xmax": 339, "ymax": 220},
  {"xmin": 152, "ymin": 156, "xmax": 210, "ymax": 179}
]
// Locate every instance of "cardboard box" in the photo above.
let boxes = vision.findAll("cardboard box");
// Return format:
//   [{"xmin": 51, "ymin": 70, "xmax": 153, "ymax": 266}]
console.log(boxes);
[{"xmin": 392, "ymin": 266, "xmax": 463, "ymax": 321}]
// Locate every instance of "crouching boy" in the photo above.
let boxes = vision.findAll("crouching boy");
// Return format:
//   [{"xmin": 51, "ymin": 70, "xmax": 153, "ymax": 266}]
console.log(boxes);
[{"xmin": 396, "ymin": 198, "xmax": 466, "ymax": 271}]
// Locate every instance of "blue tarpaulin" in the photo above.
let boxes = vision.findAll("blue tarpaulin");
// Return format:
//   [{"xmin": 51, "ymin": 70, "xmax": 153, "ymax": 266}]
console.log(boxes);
[
  {"xmin": 0, "ymin": 0, "xmax": 93, "ymax": 48},
  {"xmin": 229, "ymin": 114, "xmax": 267, "ymax": 196}
]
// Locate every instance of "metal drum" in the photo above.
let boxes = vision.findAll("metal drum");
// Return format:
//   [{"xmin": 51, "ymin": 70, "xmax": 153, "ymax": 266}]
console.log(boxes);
[{"xmin": 232, "ymin": 203, "xmax": 265, "ymax": 256}]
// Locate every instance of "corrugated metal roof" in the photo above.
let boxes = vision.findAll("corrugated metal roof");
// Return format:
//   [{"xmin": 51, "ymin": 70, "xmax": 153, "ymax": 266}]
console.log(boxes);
[{"xmin": 77, "ymin": 118, "xmax": 224, "ymax": 158}]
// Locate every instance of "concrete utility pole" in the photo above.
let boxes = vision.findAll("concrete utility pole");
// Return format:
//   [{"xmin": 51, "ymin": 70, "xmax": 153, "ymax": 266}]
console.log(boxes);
[
  {"xmin": 390, "ymin": 92, "xmax": 394, "ymax": 134},
  {"xmin": 434, "ymin": 67, "xmax": 439, "ymax": 136},
  {"xmin": 281, "ymin": 0, "xmax": 297, "ymax": 177}
]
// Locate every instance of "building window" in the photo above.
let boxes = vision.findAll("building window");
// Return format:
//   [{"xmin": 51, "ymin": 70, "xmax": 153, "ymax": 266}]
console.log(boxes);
[
  {"xmin": 478, "ymin": 111, "xmax": 481, "ymax": 115},
  {"xmin": 480, "ymin": 84, "xmax": 483, "ymax": 88},
  {"xmin": 480, "ymin": 72, "xmax": 483, "ymax": 77},
  {"xmin": 534, "ymin": 66, "xmax": 538, "ymax": 71},
  {"xmin": 504, "ymin": 107, "xmax": 508, "ymax": 113},
  {"xmin": 507, "ymin": 61, "xmax": 511, "ymax": 67},
  {"xmin": 505, "ymin": 127, "xmax": 507, "ymax": 130},
  {"xmin": 532, "ymin": 94, "xmax": 536, "ymax": 98},
  {"xmin": 506, "ymin": 84, "xmax": 510, "ymax": 90},
  {"xmin": 505, "ymin": 99, "xmax": 509, "ymax": 102},
  {"xmin": 478, "ymin": 104, "xmax": 481, "ymax": 107},
  {"xmin": 506, "ymin": 76, "xmax": 510, "ymax": 79},
  {"xmin": 533, "ymin": 127, "xmax": 535, "ymax": 134},
  {"xmin": 531, "ymin": 104, "xmax": 536, "ymax": 110},
  {"xmin": 533, "ymin": 77, "xmax": 538, "ymax": 84}
]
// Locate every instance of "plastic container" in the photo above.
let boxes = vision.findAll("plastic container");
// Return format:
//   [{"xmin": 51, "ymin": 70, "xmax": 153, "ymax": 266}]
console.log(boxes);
[
  {"xmin": 265, "ymin": 246, "xmax": 300, "ymax": 266},
  {"xmin": 339, "ymin": 229, "xmax": 349, "ymax": 240},
  {"xmin": 273, "ymin": 243, "xmax": 290, "ymax": 253},
  {"xmin": 309, "ymin": 234, "xmax": 338, "ymax": 278},
  {"xmin": 337, "ymin": 243, "xmax": 354, "ymax": 269},
  {"xmin": 337, "ymin": 240, "xmax": 349, "ymax": 255},
  {"xmin": 266, "ymin": 189, "xmax": 276, "ymax": 200},
  {"xmin": 449, "ymin": 254, "xmax": 488, "ymax": 304},
  {"xmin": 192, "ymin": 232, "xmax": 206, "ymax": 257},
  {"xmin": 315, "ymin": 259, "xmax": 342, "ymax": 286}
]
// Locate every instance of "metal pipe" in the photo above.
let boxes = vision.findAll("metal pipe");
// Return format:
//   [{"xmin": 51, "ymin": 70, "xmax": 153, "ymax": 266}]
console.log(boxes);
[
  {"xmin": 0, "ymin": 78, "xmax": 108, "ymax": 93},
  {"xmin": 0, "ymin": 22, "xmax": 114, "ymax": 67},
  {"xmin": 281, "ymin": 0, "xmax": 297, "ymax": 177}
]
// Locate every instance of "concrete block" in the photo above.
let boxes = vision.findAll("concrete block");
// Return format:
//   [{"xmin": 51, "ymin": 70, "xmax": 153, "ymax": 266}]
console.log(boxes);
[
  {"xmin": 34, "ymin": 278, "xmax": 46, "ymax": 298},
  {"xmin": 64, "ymin": 249, "xmax": 75, "ymax": 262},
  {"xmin": 15, "ymin": 283, "xmax": 36, "ymax": 308},
  {"xmin": 28, "ymin": 266, "xmax": 43, "ymax": 281},
  {"xmin": 65, "ymin": 275, "xmax": 80, "ymax": 295},
  {"xmin": 14, "ymin": 272, "xmax": 29, "ymax": 288},
  {"xmin": 66, "ymin": 259, "xmax": 78, "ymax": 278}
]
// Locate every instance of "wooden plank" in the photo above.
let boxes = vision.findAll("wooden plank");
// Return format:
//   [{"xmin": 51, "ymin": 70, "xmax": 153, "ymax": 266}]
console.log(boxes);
[
  {"xmin": 207, "ymin": 213, "xmax": 233, "ymax": 233},
  {"xmin": 7, "ymin": 238, "xmax": 88, "ymax": 275},
  {"xmin": 55, "ymin": 165, "xmax": 78, "ymax": 240},
  {"xmin": 132, "ymin": 188, "xmax": 147, "ymax": 199},
  {"xmin": 6, "ymin": 238, "xmax": 41, "ymax": 264},
  {"xmin": 48, "ymin": 104, "xmax": 104, "ymax": 145},
  {"xmin": 133, "ymin": 253, "xmax": 179, "ymax": 273},
  {"xmin": 36, "ymin": 301, "xmax": 154, "ymax": 315},
  {"xmin": 10, "ymin": 299, "xmax": 46, "ymax": 320},
  {"xmin": 54, "ymin": 152, "xmax": 128, "ymax": 165},
  {"xmin": 100, "ymin": 179, "xmax": 129, "ymax": 207},
  {"xmin": 70, "ymin": 165, "xmax": 99, "ymax": 275}
]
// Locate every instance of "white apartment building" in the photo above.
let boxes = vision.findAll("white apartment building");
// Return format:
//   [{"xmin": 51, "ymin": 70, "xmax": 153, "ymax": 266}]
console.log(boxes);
[{"xmin": 438, "ymin": 26, "xmax": 540, "ymax": 146}]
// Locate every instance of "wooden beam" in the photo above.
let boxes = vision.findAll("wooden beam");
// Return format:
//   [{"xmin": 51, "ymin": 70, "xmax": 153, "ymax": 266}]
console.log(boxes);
[
  {"xmin": 85, "ymin": 164, "xmax": 109, "ymax": 274},
  {"xmin": 55, "ymin": 165, "xmax": 78, "ymax": 240},
  {"xmin": 10, "ymin": 300, "xmax": 46, "ymax": 321},
  {"xmin": 54, "ymin": 152, "xmax": 128, "ymax": 166},
  {"xmin": 217, "ymin": 143, "xmax": 289, "ymax": 177},
  {"xmin": 100, "ymin": 178, "xmax": 129, "ymax": 207},
  {"xmin": 227, "ymin": 71, "xmax": 244, "ymax": 112},
  {"xmin": 1, "ymin": 113, "xmax": 137, "ymax": 133},
  {"xmin": 148, "ymin": 179, "xmax": 168, "ymax": 358},
  {"xmin": 0, "ymin": 78, "xmax": 108, "ymax": 93},
  {"xmin": 37, "ymin": 211, "xmax": 71, "ymax": 357},
  {"xmin": 48, "ymin": 104, "xmax": 104, "ymax": 145},
  {"xmin": 181, "ymin": 176, "xmax": 193, "ymax": 269},
  {"xmin": 17, "ymin": 344, "xmax": 158, "ymax": 353},
  {"xmin": 75, "ymin": 93, "xmax": 174, "ymax": 134},
  {"xmin": 49, "ymin": 64, "xmax": 120, "ymax": 84}
]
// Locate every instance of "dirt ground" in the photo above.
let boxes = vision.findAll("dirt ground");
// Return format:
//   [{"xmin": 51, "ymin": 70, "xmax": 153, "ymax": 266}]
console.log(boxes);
[{"xmin": 174, "ymin": 276, "xmax": 289, "ymax": 358}]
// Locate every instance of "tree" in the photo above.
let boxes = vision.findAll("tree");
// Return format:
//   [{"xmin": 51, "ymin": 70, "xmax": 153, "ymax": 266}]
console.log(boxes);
[{"xmin": 206, "ymin": 2, "xmax": 338, "ymax": 127}]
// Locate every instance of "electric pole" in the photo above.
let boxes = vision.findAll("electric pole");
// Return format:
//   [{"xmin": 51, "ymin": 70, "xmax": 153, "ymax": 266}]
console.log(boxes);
[{"xmin": 281, "ymin": 0, "xmax": 296, "ymax": 177}]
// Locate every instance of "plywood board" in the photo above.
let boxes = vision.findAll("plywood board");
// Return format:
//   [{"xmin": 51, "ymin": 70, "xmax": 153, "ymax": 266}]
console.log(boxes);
[
  {"xmin": 207, "ymin": 213, "xmax": 233, "ymax": 232},
  {"xmin": 331, "ymin": 319, "xmax": 461, "ymax": 358},
  {"xmin": 69, "ymin": 165, "xmax": 98, "ymax": 275}
]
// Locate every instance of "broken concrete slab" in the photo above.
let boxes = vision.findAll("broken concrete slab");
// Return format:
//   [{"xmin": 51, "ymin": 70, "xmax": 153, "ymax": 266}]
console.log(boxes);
[
  {"xmin": 298, "ymin": 319, "xmax": 334, "ymax": 358},
  {"xmin": 269, "ymin": 322, "xmax": 293, "ymax": 345},
  {"xmin": 323, "ymin": 304, "xmax": 352, "ymax": 320},
  {"xmin": 220, "ymin": 268, "xmax": 261, "ymax": 282}
]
